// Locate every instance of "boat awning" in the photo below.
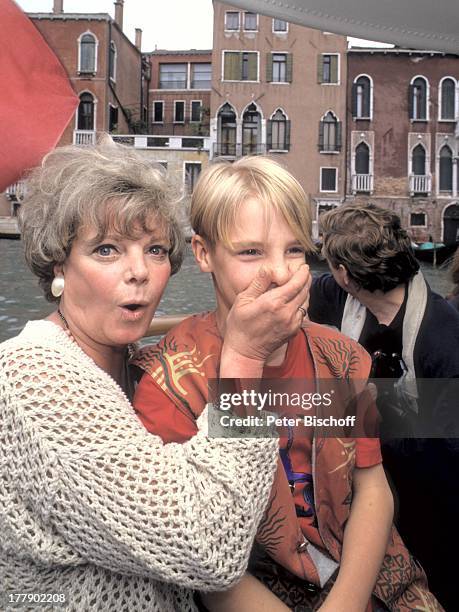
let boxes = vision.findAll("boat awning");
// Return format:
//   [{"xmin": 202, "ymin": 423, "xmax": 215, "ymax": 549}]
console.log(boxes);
[{"xmin": 217, "ymin": 0, "xmax": 459, "ymax": 54}]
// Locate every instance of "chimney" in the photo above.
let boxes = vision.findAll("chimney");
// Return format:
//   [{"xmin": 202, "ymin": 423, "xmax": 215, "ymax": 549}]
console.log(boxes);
[
  {"xmin": 53, "ymin": 0, "xmax": 63, "ymax": 13},
  {"xmin": 135, "ymin": 28, "xmax": 142, "ymax": 51},
  {"xmin": 114, "ymin": 0, "xmax": 124, "ymax": 30}
]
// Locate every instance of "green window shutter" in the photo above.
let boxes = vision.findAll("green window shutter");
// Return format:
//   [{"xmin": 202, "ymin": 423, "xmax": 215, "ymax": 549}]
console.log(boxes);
[
  {"xmin": 248, "ymin": 53, "xmax": 258, "ymax": 80},
  {"xmin": 267, "ymin": 119, "xmax": 273, "ymax": 149},
  {"xmin": 224, "ymin": 52, "xmax": 240, "ymax": 80},
  {"xmin": 266, "ymin": 53, "xmax": 273, "ymax": 82},
  {"xmin": 318, "ymin": 120, "xmax": 324, "ymax": 150},
  {"xmin": 408, "ymin": 84, "xmax": 414, "ymax": 119},
  {"xmin": 285, "ymin": 120, "xmax": 291, "ymax": 150},
  {"xmin": 317, "ymin": 55, "xmax": 323, "ymax": 83},
  {"xmin": 286, "ymin": 53, "xmax": 293, "ymax": 83},
  {"xmin": 336, "ymin": 121, "xmax": 342, "ymax": 150},
  {"xmin": 351, "ymin": 83, "xmax": 358, "ymax": 117},
  {"xmin": 331, "ymin": 55, "xmax": 338, "ymax": 83}
]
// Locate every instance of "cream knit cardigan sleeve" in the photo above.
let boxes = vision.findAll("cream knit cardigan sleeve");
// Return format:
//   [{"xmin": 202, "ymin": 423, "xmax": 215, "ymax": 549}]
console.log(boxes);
[{"xmin": 0, "ymin": 321, "xmax": 278, "ymax": 591}]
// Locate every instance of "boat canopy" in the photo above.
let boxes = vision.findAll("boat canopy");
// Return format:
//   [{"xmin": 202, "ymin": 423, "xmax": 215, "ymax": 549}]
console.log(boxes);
[{"xmin": 217, "ymin": 0, "xmax": 459, "ymax": 54}]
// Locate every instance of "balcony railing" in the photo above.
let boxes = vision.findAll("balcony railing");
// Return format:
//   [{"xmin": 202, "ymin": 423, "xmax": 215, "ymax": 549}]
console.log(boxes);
[
  {"xmin": 213, "ymin": 142, "xmax": 267, "ymax": 158},
  {"xmin": 352, "ymin": 174, "xmax": 373, "ymax": 194},
  {"xmin": 5, "ymin": 180, "xmax": 27, "ymax": 201},
  {"xmin": 111, "ymin": 134, "xmax": 210, "ymax": 151},
  {"xmin": 73, "ymin": 130, "xmax": 96, "ymax": 146},
  {"xmin": 409, "ymin": 174, "xmax": 431, "ymax": 195}
]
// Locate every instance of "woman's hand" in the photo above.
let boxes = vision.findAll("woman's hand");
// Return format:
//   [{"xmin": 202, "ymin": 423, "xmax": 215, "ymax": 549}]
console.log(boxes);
[{"xmin": 220, "ymin": 264, "xmax": 311, "ymax": 378}]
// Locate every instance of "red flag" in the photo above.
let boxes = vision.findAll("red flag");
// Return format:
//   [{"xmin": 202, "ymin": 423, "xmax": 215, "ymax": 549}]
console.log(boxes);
[{"xmin": 0, "ymin": 0, "xmax": 78, "ymax": 190}]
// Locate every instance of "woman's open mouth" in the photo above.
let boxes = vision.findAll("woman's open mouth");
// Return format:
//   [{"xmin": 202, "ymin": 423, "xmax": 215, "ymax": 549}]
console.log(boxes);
[{"xmin": 120, "ymin": 303, "xmax": 147, "ymax": 321}]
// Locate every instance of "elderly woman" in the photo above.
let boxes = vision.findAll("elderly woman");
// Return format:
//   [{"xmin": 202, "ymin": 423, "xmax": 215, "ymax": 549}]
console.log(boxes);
[{"xmin": 0, "ymin": 141, "xmax": 310, "ymax": 611}]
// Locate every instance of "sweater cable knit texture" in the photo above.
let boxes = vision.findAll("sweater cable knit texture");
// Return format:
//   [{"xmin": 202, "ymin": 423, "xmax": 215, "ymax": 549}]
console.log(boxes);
[{"xmin": 0, "ymin": 321, "xmax": 278, "ymax": 611}]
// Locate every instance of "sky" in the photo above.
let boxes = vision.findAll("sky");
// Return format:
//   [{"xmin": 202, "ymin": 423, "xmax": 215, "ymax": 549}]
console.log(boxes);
[{"xmin": 15, "ymin": 0, "xmax": 389, "ymax": 51}]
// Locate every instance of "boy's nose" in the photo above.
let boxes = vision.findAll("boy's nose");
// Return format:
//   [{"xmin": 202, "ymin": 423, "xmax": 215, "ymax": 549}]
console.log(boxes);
[{"xmin": 269, "ymin": 262, "xmax": 293, "ymax": 287}]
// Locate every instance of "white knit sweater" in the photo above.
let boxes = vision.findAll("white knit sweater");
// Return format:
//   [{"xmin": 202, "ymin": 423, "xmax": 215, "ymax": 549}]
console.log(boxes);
[{"xmin": 0, "ymin": 321, "xmax": 278, "ymax": 612}]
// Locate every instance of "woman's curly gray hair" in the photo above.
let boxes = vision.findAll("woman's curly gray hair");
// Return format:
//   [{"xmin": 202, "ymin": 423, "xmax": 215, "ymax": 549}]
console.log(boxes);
[{"xmin": 19, "ymin": 139, "xmax": 185, "ymax": 302}]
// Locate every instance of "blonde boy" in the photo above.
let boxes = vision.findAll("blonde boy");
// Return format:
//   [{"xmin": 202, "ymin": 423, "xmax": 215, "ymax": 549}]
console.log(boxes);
[{"xmin": 133, "ymin": 157, "xmax": 441, "ymax": 611}]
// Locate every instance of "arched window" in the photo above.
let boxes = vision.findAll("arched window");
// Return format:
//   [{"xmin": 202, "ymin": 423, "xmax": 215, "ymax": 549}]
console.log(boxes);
[
  {"xmin": 109, "ymin": 41, "xmax": 117, "ymax": 82},
  {"xmin": 355, "ymin": 142, "xmax": 370, "ymax": 174},
  {"xmin": 267, "ymin": 109, "xmax": 290, "ymax": 151},
  {"xmin": 439, "ymin": 145, "xmax": 453, "ymax": 191},
  {"xmin": 409, "ymin": 77, "xmax": 428, "ymax": 120},
  {"xmin": 217, "ymin": 103, "xmax": 236, "ymax": 156},
  {"xmin": 242, "ymin": 103, "xmax": 261, "ymax": 155},
  {"xmin": 440, "ymin": 78, "xmax": 456, "ymax": 120},
  {"xmin": 352, "ymin": 76, "xmax": 372, "ymax": 119},
  {"xmin": 412, "ymin": 144, "xmax": 426, "ymax": 175},
  {"xmin": 77, "ymin": 92, "xmax": 95, "ymax": 130},
  {"xmin": 319, "ymin": 111, "xmax": 341, "ymax": 152},
  {"xmin": 79, "ymin": 33, "xmax": 97, "ymax": 73}
]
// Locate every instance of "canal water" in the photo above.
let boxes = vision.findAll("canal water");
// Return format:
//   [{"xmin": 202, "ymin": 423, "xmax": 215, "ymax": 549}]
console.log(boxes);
[{"xmin": 0, "ymin": 239, "xmax": 455, "ymax": 343}]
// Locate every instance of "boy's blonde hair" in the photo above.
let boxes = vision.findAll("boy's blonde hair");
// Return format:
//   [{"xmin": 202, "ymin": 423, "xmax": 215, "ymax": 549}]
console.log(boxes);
[{"xmin": 190, "ymin": 156, "xmax": 315, "ymax": 253}]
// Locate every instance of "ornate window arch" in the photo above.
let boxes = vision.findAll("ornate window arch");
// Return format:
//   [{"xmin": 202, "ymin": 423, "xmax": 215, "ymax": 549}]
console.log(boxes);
[
  {"xmin": 352, "ymin": 74, "xmax": 373, "ymax": 119},
  {"xmin": 412, "ymin": 143, "xmax": 427, "ymax": 175},
  {"xmin": 78, "ymin": 31, "xmax": 98, "ymax": 74},
  {"xmin": 109, "ymin": 41, "xmax": 117, "ymax": 82},
  {"xmin": 409, "ymin": 76, "xmax": 429, "ymax": 121},
  {"xmin": 439, "ymin": 145, "xmax": 453, "ymax": 191},
  {"xmin": 319, "ymin": 111, "xmax": 341, "ymax": 153},
  {"xmin": 77, "ymin": 91, "xmax": 96, "ymax": 131},
  {"xmin": 267, "ymin": 108, "xmax": 290, "ymax": 151},
  {"xmin": 439, "ymin": 77, "xmax": 456, "ymax": 120}
]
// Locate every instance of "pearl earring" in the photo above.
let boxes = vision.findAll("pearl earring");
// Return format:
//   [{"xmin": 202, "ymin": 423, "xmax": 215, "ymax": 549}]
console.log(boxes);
[{"xmin": 51, "ymin": 276, "xmax": 65, "ymax": 298}]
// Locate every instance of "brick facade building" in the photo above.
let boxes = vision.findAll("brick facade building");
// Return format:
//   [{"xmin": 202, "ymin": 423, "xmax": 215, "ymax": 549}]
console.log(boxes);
[
  {"xmin": 211, "ymin": 2, "xmax": 348, "ymax": 233},
  {"xmin": 29, "ymin": 0, "xmax": 147, "ymax": 145},
  {"xmin": 347, "ymin": 49, "xmax": 459, "ymax": 244}
]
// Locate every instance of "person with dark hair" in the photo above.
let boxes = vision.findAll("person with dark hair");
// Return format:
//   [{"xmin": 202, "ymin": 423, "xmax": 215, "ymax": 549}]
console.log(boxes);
[{"xmin": 308, "ymin": 203, "xmax": 459, "ymax": 610}]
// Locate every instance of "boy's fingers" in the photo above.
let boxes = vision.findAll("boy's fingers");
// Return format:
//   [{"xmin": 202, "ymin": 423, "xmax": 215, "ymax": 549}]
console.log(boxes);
[
  {"xmin": 240, "ymin": 266, "xmax": 273, "ymax": 300},
  {"xmin": 269, "ymin": 264, "xmax": 310, "ymax": 305}
]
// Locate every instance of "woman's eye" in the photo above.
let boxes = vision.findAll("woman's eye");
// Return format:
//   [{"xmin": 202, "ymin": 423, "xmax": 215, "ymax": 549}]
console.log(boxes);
[
  {"xmin": 288, "ymin": 246, "xmax": 306, "ymax": 255},
  {"xmin": 95, "ymin": 244, "xmax": 116, "ymax": 257},
  {"xmin": 149, "ymin": 245, "xmax": 169, "ymax": 258}
]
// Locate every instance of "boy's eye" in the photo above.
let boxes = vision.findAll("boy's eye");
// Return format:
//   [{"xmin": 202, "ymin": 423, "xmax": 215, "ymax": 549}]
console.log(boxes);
[
  {"xmin": 288, "ymin": 246, "xmax": 306, "ymax": 255},
  {"xmin": 239, "ymin": 248, "xmax": 261, "ymax": 256},
  {"xmin": 95, "ymin": 244, "xmax": 117, "ymax": 257}
]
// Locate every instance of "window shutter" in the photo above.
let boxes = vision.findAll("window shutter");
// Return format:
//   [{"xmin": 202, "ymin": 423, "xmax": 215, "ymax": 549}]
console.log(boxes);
[
  {"xmin": 266, "ymin": 53, "xmax": 273, "ymax": 82},
  {"xmin": 248, "ymin": 53, "xmax": 257, "ymax": 81},
  {"xmin": 331, "ymin": 55, "xmax": 338, "ymax": 83},
  {"xmin": 285, "ymin": 120, "xmax": 291, "ymax": 150},
  {"xmin": 317, "ymin": 55, "xmax": 323, "ymax": 83},
  {"xmin": 336, "ymin": 121, "xmax": 342, "ymax": 150},
  {"xmin": 351, "ymin": 83, "xmax": 357, "ymax": 117},
  {"xmin": 363, "ymin": 80, "xmax": 371, "ymax": 117},
  {"xmin": 224, "ymin": 52, "xmax": 241, "ymax": 80},
  {"xmin": 420, "ymin": 83, "xmax": 427, "ymax": 119},
  {"xmin": 408, "ymin": 84, "xmax": 414, "ymax": 119},
  {"xmin": 286, "ymin": 53, "xmax": 293, "ymax": 83},
  {"xmin": 267, "ymin": 119, "xmax": 273, "ymax": 149},
  {"xmin": 318, "ymin": 120, "xmax": 324, "ymax": 150}
]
